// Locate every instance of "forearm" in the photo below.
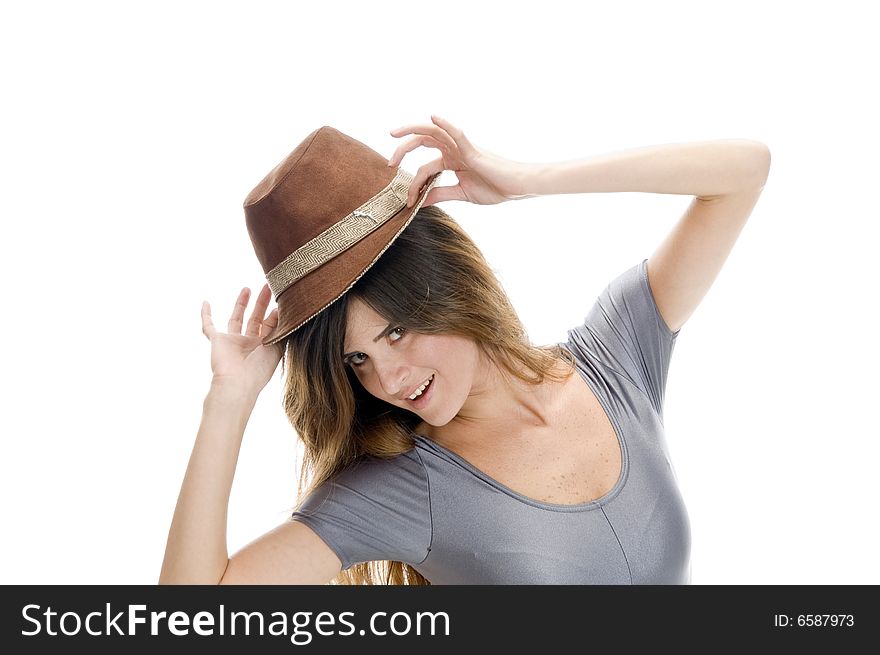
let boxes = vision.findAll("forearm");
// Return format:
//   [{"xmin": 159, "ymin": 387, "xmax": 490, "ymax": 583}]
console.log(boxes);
[
  {"xmin": 159, "ymin": 383, "xmax": 258, "ymax": 584},
  {"xmin": 522, "ymin": 139, "xmax": 770, "ymax": 200}
]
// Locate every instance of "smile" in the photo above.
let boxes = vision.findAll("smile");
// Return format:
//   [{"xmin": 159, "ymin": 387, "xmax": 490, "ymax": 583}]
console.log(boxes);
[
  {"xmin": 408, "ymin": 374, "xmax": 434, "ymax": 400},
  {"xmin": 406, "ymin": 374, "xmax": 435, "ymax": 407}
]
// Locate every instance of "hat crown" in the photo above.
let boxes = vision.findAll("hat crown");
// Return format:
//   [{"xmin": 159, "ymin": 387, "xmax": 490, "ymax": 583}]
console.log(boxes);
[
  {"xmin": 240, "ymin": 125, "xmax": 442, "ymax": 345},
  {"xmin": 243, "ymin": 126, "xmax": 396, "ymax": 275}
]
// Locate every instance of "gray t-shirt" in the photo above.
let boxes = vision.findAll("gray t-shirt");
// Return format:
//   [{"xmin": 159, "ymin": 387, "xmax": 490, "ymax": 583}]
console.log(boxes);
[{"xmin": 291, "ymin": 258, "xmax": 691, "ymax": 584}]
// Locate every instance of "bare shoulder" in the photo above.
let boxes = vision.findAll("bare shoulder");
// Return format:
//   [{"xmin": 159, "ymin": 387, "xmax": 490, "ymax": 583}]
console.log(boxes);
[{"xmin": 220, "ymin": 519, "xmax": 342, "ymax": 585}]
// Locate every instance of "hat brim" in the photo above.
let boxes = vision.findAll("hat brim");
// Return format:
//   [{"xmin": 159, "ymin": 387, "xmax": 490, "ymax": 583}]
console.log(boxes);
[{"xmin": 261, "ymin": 170, "xmax": 443, "ymax": 346}]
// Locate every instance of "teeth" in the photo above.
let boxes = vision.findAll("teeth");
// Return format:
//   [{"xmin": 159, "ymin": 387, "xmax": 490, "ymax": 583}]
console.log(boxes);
[{"xmin": 408, "ymin": 374, "xmax": 433, "ymax": 400}]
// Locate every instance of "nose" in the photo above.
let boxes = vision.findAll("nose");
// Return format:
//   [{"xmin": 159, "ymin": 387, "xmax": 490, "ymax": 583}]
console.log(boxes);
[{"xmin": 375, "ymin": 358, "xmax": 410, "ymax": 399}]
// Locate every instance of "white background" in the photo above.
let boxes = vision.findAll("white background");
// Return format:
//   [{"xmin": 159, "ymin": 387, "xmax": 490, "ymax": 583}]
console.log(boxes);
[{"xmin": 2, "ymin": 0, "xmax": 877, "ymax": 585}]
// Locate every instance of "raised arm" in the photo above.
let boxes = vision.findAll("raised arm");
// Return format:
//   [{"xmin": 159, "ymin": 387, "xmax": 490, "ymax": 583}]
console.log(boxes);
[
  {"xmin": 388, "ymin": 116, "xmax": 770, "ymax": 334},
  {"xmin": 159, "ymin": 285, "xmax": 341, "ymax": 584},
  {"xmin": 523, "ymin": 139, "xmax": 771, "ymax": 333},
  {"xmin": 524, "ymin": 138, "xmax": 770, "ymax": 199}
]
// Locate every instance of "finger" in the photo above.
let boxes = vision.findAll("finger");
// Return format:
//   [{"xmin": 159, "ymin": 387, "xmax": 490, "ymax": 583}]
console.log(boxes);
[
  {"xmin": 390, "ymin": 122, "xmax": 457, "ymax": 153},
  {"xmin": 387, "ymin": 134, "xmax": 449, "ymax": 168},
  {"xmin": 260, "ymin": 307, "xmax": 280, "ymax": 338},
  {"xmin": 408, "ymin": 158, "xmax": 445, "ymax": 207},
  {"xmin": 245, "ymin": 283, "xmax": 272, "ymax": 337},
  {"xmin": 201, "ymin": 301, "xmax": 216, "ymax": 340},
  {"xmin": 423, "ymin": 183, "xmax": 467, "ymax": 207},
  {"xmin": 228, "ymin": 287, "xmax": 250, "ymax": 334},
  {"xmin": 430, "ymin": 115, "xmax": 473, "ymax": 151}
]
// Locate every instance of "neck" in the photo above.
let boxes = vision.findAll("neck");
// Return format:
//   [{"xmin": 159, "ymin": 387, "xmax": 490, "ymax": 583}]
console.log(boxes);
[{"xmin": 427, "ymin": 350, "xmax": 566, "ymax": 453}]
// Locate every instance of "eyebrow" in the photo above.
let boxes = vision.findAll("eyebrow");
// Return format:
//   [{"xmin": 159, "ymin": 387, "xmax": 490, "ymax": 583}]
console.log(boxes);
[{"xmin": 342, "ymin": 324, "xmax": 392, "ymax": 360}]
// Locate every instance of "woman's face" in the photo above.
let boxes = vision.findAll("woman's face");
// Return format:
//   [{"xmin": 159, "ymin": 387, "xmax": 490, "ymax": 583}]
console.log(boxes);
[{"xmin": 343, "ymin": 296, "xmax": 482, "ymax": 426}]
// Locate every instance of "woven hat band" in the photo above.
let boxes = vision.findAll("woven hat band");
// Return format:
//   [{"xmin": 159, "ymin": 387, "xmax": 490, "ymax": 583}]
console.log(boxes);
[{"xmin": 265, "ymin": 168, "xmax": 415, "ymax": 298}]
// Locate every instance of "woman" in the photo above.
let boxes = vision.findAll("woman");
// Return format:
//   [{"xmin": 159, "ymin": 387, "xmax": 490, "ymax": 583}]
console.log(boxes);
[{"xmin": 159, "ymin": 116, "xmax": 770, "ymax": 585}]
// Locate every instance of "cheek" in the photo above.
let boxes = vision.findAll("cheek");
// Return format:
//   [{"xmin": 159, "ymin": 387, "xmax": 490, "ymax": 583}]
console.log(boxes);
[
  {"xmin": 430, "ymin": 342, "xmax": 470, "ymax": 371},
  {"xmin": 349, "ymin": 369, "xmax": 369, "ymax": 391},
  {"xmin": 357, "ymin": 372, "xmax": 391, "ymax": 401},
  {"xmin": 353, "ymin": 372, "xmax": 372, "ymax": 391}
]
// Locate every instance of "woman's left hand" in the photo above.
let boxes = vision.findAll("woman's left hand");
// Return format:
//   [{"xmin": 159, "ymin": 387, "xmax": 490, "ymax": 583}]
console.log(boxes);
[{"xmin": 387, "ymin": 115, "xmax": 536, "ymax": 208}]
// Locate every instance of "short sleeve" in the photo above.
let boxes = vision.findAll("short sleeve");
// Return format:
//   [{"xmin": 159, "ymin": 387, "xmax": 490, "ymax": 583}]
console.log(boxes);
[
  {"xmin": 290, "ymin": 448, "xmax": 432, "ymax": 571},
  {"xmin": 566, "ymin": 258, "xmax": 680, "ymax": 419}
]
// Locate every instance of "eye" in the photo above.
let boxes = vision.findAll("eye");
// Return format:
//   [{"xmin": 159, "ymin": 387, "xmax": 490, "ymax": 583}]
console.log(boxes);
[{"xmin": 346, "ymin": 326, "xmax": 406, "ymax": 368}]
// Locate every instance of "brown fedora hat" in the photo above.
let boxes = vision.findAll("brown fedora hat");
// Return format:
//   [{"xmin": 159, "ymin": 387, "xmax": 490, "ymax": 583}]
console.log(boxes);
[{"xmin": 243, "ymin": 126, "xmax": 442, "ymax": 346}]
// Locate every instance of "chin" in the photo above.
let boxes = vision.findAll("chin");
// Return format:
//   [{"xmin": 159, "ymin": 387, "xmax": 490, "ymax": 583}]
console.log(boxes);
[
  {"xmin": 415, "ymin": 405, "xmax": 455, "ymax": 429},
  {"xmin": 430, "ymin": 404, "xmax": 463, "ymax": 428}
]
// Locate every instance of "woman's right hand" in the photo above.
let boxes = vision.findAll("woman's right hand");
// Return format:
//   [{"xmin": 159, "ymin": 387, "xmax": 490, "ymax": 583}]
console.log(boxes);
[
  {"xmin": 201, "ymin": 283, "xmax": 283, "ymax": 395},
  {"xmin": 387, "ymin": 115, "xmax": 537, "ymax": 208}
]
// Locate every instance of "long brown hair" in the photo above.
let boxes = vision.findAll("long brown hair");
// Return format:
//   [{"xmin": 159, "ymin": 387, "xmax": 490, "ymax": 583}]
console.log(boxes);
[{"xmin": 281, "ymin": 204, "xmax": 575, "ymax": 585}]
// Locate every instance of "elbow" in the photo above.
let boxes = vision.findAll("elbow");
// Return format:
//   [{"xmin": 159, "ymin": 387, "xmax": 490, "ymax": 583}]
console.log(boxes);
[
  {"xmin": 742, "ymin": 140, "xmax": 771, "ymax": 189},
  {"xmin": 712, "ymin": 139, "xmax": 772, "ymax": 194},
  {"xmin": 158, "ymin": 575, "xmax": 223, "ymax": 586},
  {"xmin": 158, "ymin": 562, "xmax": 228, "ymax": 586}
]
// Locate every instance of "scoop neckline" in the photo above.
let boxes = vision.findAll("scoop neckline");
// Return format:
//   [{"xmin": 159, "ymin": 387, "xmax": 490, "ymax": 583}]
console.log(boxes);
[{"xmin": 412, "ymin": 341, "xmax": 629, "ymax": 513}]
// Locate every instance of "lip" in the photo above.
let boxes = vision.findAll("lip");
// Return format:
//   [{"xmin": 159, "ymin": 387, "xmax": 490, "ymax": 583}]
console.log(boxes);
[{"xmin": 406, "ymin": 374, "xmax": 435, "ymax": 409}]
